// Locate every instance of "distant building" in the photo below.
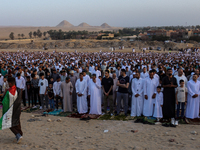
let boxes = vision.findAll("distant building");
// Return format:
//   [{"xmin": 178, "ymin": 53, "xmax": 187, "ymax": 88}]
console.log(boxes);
[
  {"xmin": 147, "ymin": 29, "xmax": 167, "ymax": 38},
  {"xmin": 193, "ymin": 30, "xmax": 200, "ymax": 36},
  {"xmin": 101, "ymin": 33, "xmax": 114, "ymax": 39},
  {"xmin": 120, "ymin": 35, "xmax": 137, "ymax": 41}
]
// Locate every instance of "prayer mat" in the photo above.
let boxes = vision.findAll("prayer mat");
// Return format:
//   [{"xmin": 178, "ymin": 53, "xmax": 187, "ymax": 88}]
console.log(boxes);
[
  {"xmin": 48, "ymin": 109, "xmax": 62, "ymax": 116},
  {"xmin": 21, "ymin": 106, "xmax": 30, "ymax": 112},
  {"xmin": 67, "ymin": 113, "xmax": 83, "ymax": 118},
  {"xmin": 57, "ymin": 112, "xmax": 72, "ymax": 117},
  {"xmin": 32, "ymin": 109, "xmax": 46, "ymax": 114},
  {"xmin": 185, "ymin": 118, "xmax": 200, "ymax": 125},
  {"xmin": 22, "ymin": 107, "xmax": 39, "ymax": 113},
  {"xmin": 84, "ymin": 114, "xmax": 101, "ymax": 119}
]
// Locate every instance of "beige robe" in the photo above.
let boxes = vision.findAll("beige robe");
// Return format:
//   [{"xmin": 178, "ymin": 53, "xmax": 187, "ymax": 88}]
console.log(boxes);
[
  {"xmin": 60, "ymin": 81, "xmax": 73, "ymax": 112},
  {"xmin": 113, "ymin": 77, "xmax": 118, "ymax": 104}
]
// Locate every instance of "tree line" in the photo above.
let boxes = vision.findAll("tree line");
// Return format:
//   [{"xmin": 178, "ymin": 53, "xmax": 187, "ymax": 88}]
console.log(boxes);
[
  {"xmin": 9, "ymin": 29, "xmax": 47, "ymax": 40},
  {"xmin": 8, "ymin": 25, "xmax": 200, "ymax": 42}
]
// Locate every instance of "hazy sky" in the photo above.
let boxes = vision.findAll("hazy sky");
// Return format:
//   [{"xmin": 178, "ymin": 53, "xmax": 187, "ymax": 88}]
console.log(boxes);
[{"xmin": 1, "ymin": 0, "xmax": 200, "ymax": 27}]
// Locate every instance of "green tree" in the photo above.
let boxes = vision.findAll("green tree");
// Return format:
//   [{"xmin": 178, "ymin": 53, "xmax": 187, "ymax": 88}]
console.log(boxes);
[
  {"xmin": 37, "ymin": 29, "xmax": 42, "ymax": 38},
  {"xmin": 43, "ymin": 32, "xmax": 47, "ymax": 37},
  {"xmin": 21, "ymin": 34, "xmax": 24, "ymax": 39},
  {"xmin": 29, "ymin": 32, "xmax": 32, "ymax": 39},
  {"xmin": 33, "ymin": 31, "xmax": 37, "ymax": 38},
  {"xmin": 9, "ymin": 32, "xmax": 14, "ymax": 40},
  {"xmin": 18, "ymin": 34, "xmax": 21, "ymax": 40}
]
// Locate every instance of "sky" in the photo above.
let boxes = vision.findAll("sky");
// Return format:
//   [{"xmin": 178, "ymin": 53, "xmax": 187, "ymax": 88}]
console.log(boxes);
[{"xmin": 0, "ymin": 0, "xmax": 200, "ymax": 27}]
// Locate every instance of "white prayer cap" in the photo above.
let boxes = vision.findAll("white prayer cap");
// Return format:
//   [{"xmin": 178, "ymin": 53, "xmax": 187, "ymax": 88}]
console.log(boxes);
[{"xmin": 70, "ymin": 70, "xmax": 74, "ymax": 74}]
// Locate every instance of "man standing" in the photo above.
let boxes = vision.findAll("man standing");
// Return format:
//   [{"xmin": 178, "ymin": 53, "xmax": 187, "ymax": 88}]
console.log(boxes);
[
  {"xmin": 88, "ymin": 74, "xmax": 102, "ymax": 115},
  {"xmin": 15, "ymin": 73, "xmax": 26, "ymax": 106},
  {"xmin": 116, "ymin": 69, "xmax": 129, "ymax": 116},
  {"xmin": 131, "ymin": 72, "xmax": 144, "ymax": 117},
  {"xmin": 185, "ymin": 74, "xmax": 200, "ymax": 119},
  {"xmin": 143, "ymin": 70, "xmax": 158, "ymax": 117},
  {"xmin": 140, "ymin": 67, "xmax": 148, "ymax": 79},
  {"xmin": 0, "ymin": 77, "xmax": 23, "ymax": 143},
  {"xmin": 162, "ymin": 68, "xmax": 178, "ymax": 124},
  {"xmin": 102, "ymin": 70, "xmax": 114, "ymax": 115},
  {"xmin": 174, "ymin": 69, "xmax": 187, "ymax": 87},
  {"xmin": 38, "ymin": 73, "xmax": 48, "ymax": 109},
  {"xmin": 74, "ymin": 67, "xmax": 80, "ymax": 79},
  {"xmin": 69, "ymin": 70, "xmax": 77, "ymax": 107},
  {"xmin": 93, "ymin": 66, "xmax": 101, "ymax": 78},
  {"xmin": 53, "ymin": 76, "xmax": 62, "ymax": 110},
  {"xmin": 75, "ymin": 73, "xmax": 88, "ymax": 114},
  {"xmin": 115, "ymin": 66, "xmax": 121, "ymax": 78},
  {"xmin": 112, "ymin": 73, "xmax": 118, "ymax": 106},
  {"xmin": 60, "ymin": 77, "xmax": 73, "ymax": 112}
]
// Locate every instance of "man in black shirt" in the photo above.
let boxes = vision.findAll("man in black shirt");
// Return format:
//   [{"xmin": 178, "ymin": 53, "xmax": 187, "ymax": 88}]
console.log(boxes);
[
  {"xmin": 102, "ymin": 70, "xmax": 114, "ymax": 115},
  {"xmin": 116, "ymin": 69, "xmax": 129, "ymax": 116},
  {"xmin": 162, "ymin": 68, "xmax": 178, "ymax": 125}
]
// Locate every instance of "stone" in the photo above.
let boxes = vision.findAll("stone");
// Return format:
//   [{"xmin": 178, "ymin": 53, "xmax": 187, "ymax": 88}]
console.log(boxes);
[
  {"xmin": 47, "ymin": 119, "xmax": 52, "ymax": 122},
  {"xmin": 191, "ymin": 131, "xmax": 198, "ymax": 135},
  {"xmin": 57, "ymin": 118, "xmax": 62, "ymax": 122}
]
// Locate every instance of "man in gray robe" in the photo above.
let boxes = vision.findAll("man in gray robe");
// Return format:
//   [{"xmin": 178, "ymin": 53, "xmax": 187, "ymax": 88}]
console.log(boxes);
[
  {"xmin": 60, "ymin": 77, "xmax": 73, "ymax": 112},
  {"xmin": 69, "ymin": 70, "xmax": 77, "ymax": 107}
]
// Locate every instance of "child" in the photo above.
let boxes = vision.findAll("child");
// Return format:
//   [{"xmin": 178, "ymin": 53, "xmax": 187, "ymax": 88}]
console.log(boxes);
[
  {"xmin": 48, "ymin": 83, "xmax": 55, "ymax": 109},
  {"xmin": 2, "ymin": 77, "xmax": 9, "ymax": 94},
  {"xmin": 53, "ymin": 76, "xmax": 62, "ymax": 110},
  {"xmin": 176, "ymin": 79, "xmax": 187, "ymax": 120},
  {"xmin": 46, "ymin": 72, "xmax": 51, "ymax": 83},
  {"xmin": 0, "ymin": 77, "xmax": 23, "ymax": 143},
  {"xmin": 38, "ymin": 73, "xmax": 48, "ymax": 110},
  {"xmin": 49, "ymin": 77, "xmax": 54, "ymax": 85},
  {"xmin": 153, "ymin": 86, "xmax": 163, "ymax": 121},
  {"xmin": 26, "ymin": 76, "xmax": 32, "ymax": 107}
]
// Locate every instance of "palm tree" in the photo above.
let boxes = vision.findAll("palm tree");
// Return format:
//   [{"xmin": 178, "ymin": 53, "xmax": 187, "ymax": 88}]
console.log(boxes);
[
  {"xmin": 29, "ymin": 32, "xmax": 32, "ymax": 39},
  {"xmin": 43, "ymin": 32, "xmax": 47, "ymax": 37},
  {"xmin": 18, "ymin": 34, "xmax": 21, "ymax": 40},
  {"xmin": 9, "ymin": 32, "xmax": 14, "ymax": 40},
  {"xmin": 21, "ymin": 34, "xmax": 24, "ymax": 39},
  {"xmin": 33, "ymin": 31, "xmax": 37, "ymax": 38}
]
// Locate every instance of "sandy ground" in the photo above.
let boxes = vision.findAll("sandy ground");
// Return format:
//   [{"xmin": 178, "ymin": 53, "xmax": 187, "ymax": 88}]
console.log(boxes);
[{"xmin": 0, "ymin": 112, "xmax": 200, "ymax": 150}]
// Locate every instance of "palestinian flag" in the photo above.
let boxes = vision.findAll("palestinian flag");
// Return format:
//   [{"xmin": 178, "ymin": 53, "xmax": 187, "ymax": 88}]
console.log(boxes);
[{"xmin": 0, "ymin": 86, "xmax": 20, "ymax": 130}]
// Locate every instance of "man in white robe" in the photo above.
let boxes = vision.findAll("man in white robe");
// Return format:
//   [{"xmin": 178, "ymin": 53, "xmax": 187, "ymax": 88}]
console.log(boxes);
[
  {"xmin": 174, "ymin": 69, "xmax": 187, "ymax": 87},
  {"xmin": 75, "ymin": 73, "xmax": 88, "ymax": 114},
  {"xmin": 88, "ymin": 74, "xmax": 102, "ymax": 115},
  {"xmin": 186, "ymin": 74, "xmax": 200, "ymax": 119},
  {"xmin": 143, "ymin": 70, "xmax": 159, "ymax": 117},
  {"xmin": 92, "ymin": 66, "xmax": 101, "ymax": 78},
  {"xmin": 131, "ymin": 72, "xmax": 144, "ymax": 117},
  {"xmin": 140, "ymin": 67, "xmax": 149, "ymax": 79}
]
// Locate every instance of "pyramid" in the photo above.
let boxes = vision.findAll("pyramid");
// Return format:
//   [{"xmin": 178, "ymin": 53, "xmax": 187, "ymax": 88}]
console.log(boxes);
[
  {"xmin": 78, "ymin": 22, "xmax": 91, "ymax": 27},
  {"xmin": 101, "ymin": 23, "xmax": 111, "ymax": 28},
  {"xmin": 56, "ymin": 20, "xmax": 74, "ymax": 27}
]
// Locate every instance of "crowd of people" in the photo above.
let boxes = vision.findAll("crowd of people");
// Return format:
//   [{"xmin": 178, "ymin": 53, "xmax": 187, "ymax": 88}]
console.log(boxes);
[{"xmin": 0, "ymin": 51, "xmax": 200, "ymax": 127}]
